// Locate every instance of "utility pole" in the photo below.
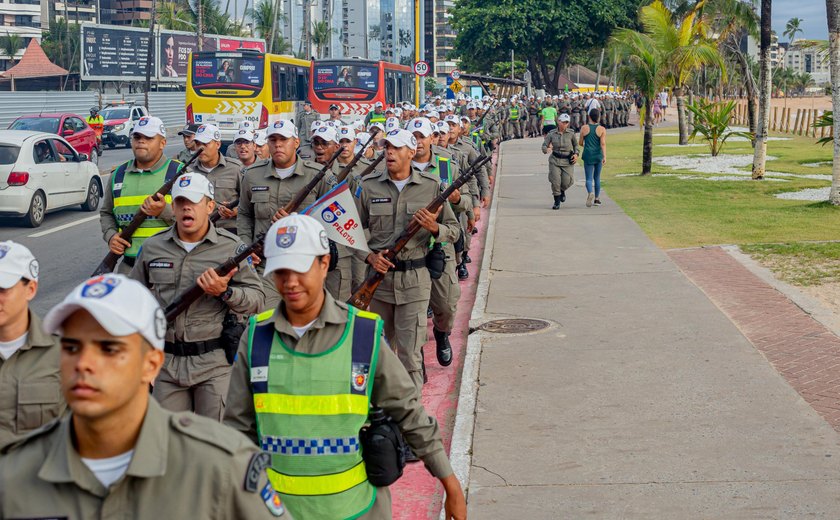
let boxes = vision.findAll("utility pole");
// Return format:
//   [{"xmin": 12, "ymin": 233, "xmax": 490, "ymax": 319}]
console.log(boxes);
[
  {"xmin": 144, "ymin": 0, "xmax": 157, "ymax": 110},
  {"xmin": 511, "ymin": 49, "xmax": 514, "ymax": 80},
  {"xmin": 197, "ymin": 0, "xmax": 204, "ymax": 51}
]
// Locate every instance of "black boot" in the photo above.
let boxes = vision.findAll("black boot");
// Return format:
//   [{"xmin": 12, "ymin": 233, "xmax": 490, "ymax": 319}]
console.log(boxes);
[
  {"xmin": 559, "ymin": 190, "xmax": 566, "ymax": 202},
  {"xmin": 420, "ymin": 347, "xmax": 428, "ymax": 384},
  {"xmin": 427, "ymin": 306, "xmax": 433, "ymax": 319},
  {"xmin": 463, "ymin": 253, "xmax": 472, "ymax": 264},
  {"xmin": 457, "ymin": 262, "xmax": 469, "ymax": 280},
  {"xmin": 434, "ymin": 328, "xmax": 453, "ymax": 367},
  {"xmin": 552, "ymin": 195, "xmax": 561, "ymax": 210}
]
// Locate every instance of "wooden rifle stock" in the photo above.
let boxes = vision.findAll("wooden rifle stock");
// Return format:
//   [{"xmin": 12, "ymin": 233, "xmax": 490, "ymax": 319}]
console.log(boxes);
[
  {"xmin": 91, "ymin": 147, "xmax": 205, "ymax": 276},
  {"xmin": 334, "ymin": 133, "xmax": 377, "ymax": 184},
  {"xmin": 163, "ymin": 147, "xmax": 344, "ymax": 322},
  {"xmin": 209, "ymin": 198, "xmax": 239, "ymax": 224},
  {"xmin": 348, "ymin": 155, "xmax": 492, "ymax": 310}
]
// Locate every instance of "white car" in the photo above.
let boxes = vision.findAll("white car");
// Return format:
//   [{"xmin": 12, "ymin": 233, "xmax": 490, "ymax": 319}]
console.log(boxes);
[{"xmin": 0, "ymin": 131, "xmax": 102, "ymax": 227}]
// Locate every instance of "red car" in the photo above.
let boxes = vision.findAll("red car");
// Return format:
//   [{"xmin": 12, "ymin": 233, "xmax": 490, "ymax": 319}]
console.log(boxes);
[{"xmin": 8, "ymin": 113, "xmax": 100, "ymax": 165}]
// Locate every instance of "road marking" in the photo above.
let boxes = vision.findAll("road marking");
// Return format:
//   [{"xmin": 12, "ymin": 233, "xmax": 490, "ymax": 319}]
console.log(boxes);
[{"xmin": 28, "ymin": 215, "xmax": 100, "ymax": 238}]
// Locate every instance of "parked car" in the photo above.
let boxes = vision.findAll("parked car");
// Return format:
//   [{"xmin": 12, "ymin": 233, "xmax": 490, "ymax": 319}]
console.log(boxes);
[
  {"xmin": 100, "ymin": 102, "xmax": 149, "ymax": 149},
  {"xmin": 8, "ymin": 113, "xmax": 100, "ymax": 165},
  {"xmin": 0, "ymin": 130, "xmax": 102, "ymax": 227}
]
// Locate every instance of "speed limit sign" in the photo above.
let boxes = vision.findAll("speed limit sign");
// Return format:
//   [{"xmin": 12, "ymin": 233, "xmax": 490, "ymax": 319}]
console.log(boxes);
[{"xmin": 414, "ymin": 61, "xmax": 430, "ymax": 76}]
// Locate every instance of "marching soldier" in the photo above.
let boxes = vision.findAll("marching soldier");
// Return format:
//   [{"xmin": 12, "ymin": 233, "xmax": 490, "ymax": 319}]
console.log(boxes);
[
  {"xmin": 296, "ymin": 100, "xmax": 320, "ymax": 146},
  {"xmin": 176, "ymin": 124, "xmax": 200, "ymax": 163},
  {"xmin": 233, "ymin": 129, "xmax": 260, "ymax": 170},
  {"xmin": 255, "ymin": 130, "xmax": 270, "ymax": 160},
  {"xmin": 356, "ymin": 129, "xmax": 460, "ymax": 391},
  {"xmin": 541, "ymin": 113, "xmax": 579, "ymax": 210},
  {"xmin": 100, "ymin": 116, "xmax": 181, "ymax": 275},
  {"xmin": 130, "ymin": 173, "xmax": 264, "ymax": 420},
  {"xmin": 187, "ymin": 124, "xmax": 243, "ymax": 234},
  {"xmin": 0, "ymin": 242, "xmax": 64, "ymax": 450},
  {"xmin": 327, "ymin": 103, "xmax": 344, "ymax": 126},
  {"xmin": 0, "ymin": 274, "xmax": 283, "ymax": 519},
  {"xmin": 226, "ymin": 121, "xmax": 256, "ymax": 158},
  {"xmin": 224, "ymin": 214, "xmax": 467, "ymax": 520}
]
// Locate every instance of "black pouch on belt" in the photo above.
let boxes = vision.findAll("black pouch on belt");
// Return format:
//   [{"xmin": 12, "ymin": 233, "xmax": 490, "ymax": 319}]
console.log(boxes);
[
  {"xmin": 221, "ymin": 313, "xmax": 246, "ymax": 364},
  {"xmin": 453, "ymin": 228, "xmax": 465, "ymax": 254},
  {"xmin": 328, "ymin": 239, "xmax": 339, "ymax": 271},
  {"xmin": 426, "ymin": 242, "xmax": 446, "ymax": 279},
  {"xmin": 359, "ymin": 408, "xmax": 407, "ymax": 487}
]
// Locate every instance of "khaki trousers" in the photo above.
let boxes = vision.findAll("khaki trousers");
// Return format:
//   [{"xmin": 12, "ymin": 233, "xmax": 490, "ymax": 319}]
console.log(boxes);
[
  {"xmin": 370, "ymin": 297, "xmax": 428, "ymax": 391},
  {"xmin": 548, "ymin": 157, "xmax": 575, "ymax": 196},
  {"xmin": 326, "ymin": 256, "xmax": 353, "ymax": 302},
  {"xmin": 429, "ymin": 248, "xmax": 460, "ymax": 333},
  {"xmin": 154, "ymin": 349, "xmax": 232, "ymax": 421}
]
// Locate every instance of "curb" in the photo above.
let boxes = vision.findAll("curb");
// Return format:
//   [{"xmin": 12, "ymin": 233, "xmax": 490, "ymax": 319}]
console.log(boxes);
[{"xmin": 439, "ymin": 143, "xmax": 505, "ymax": 518}]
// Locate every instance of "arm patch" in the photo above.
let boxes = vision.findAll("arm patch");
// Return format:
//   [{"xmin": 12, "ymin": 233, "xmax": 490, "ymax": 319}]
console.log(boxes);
[{"xmin": 244, "ymin": 452, "xmax": 271, "ymax": 492}]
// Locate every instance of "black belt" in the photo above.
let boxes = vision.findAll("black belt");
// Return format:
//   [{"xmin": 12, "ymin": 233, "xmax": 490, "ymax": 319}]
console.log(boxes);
[
  {"xmin": 552, "ymin": 151, "xmax": 574, "ymax": 159},
  {"xmin": 392, "ymin": 258, "xmax": 426, "ymax": 272},
  {"xmin": 122, "ymin": 256, "xmax": 136, "ymax": 267},
  {"xmin": 164, "ymin": 338, "xmax": 223, "ymax": 356}
]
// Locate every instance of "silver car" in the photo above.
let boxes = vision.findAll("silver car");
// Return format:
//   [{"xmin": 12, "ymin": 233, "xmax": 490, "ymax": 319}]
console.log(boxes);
[{"xmin": 0, "ymin": 130, "xmax": 102, "ymax": 227}]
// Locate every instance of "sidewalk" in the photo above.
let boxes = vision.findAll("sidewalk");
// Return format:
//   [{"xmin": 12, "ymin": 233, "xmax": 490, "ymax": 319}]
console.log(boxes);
[{"xmin": 463, "ymin": 138, "xmax": 840, "ymax": 518}]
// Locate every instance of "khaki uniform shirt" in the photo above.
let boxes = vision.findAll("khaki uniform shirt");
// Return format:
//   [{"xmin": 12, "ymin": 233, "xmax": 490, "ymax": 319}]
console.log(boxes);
[
  {"xmin": 542, "ymin": 127, "xmax": 579, "ymax": 164},
  {"xmin": 412, "ymin": 151, "xmax": 471, "ymax": 216},
  {"xmin": 224, "ymin": 292, "xmax": 454, "ymax": 480},
  {"xmin": 355, "ymin": 169, "xmax": 459, "ymax": 305},
  {"xmin": 176, "ymin": 148, "xmax": 194, "ymax": 163},
  {"xmin": 296, "ymin": 111, "xmax": 320, "ymax": 144},
  {"xmin": 188, "ymin": 153, "xmax": 243, "ymax": 231},
  {"xmin": 130, "ymin": 224, "xmax": 265, "ymax": 343},
  {"xmin": 100, "ymin": 155, "xmax": 176, "ymax": 244},
  {"xmin": 454, "ymin": 137, "xmax": 490, "ymax": 199},
  {"xmin": 0, "ymin": 399, "xmax": 288, "ymax": 519},
  {"xmin": 237, "ymin": 158, "xmax": 331, "ymax": 245},
  {"xmin": 0, "ymin": 312, "xmax": 64, "ymax": 451}
]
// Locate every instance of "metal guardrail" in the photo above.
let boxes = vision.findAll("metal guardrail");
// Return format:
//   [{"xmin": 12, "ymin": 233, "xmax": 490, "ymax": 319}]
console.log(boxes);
[{"xmin": 0, "ymin": 91, "xmax": 186, "ymax": 136}]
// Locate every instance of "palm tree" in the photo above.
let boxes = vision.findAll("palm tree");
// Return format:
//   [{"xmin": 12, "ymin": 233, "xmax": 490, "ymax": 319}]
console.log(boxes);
[
  {"xmin": 827, "ymin": 0, "xmax": 840, "ymax": 204},
  {"xmin": 640, "ymin": 0, "xmax": 725, "ymax": 146},
  {"xmin": 752, "ymin": 0, "xmax": 772, "ymax": 180},
  {"xmin": 1, "ymin": 34, "xmax": 23, "ymax": 67},
  {"xmin": 784, "ymin": 17, "xmax": 803, "ymax": 45},
  {"xmin": 611, "ymin": 29, "xmax": 666, "ymax": 175},
  {"xmin": 311, "ymin": 20, "xmax": 334, "ymax": 59},
  {"xmin": 247, "ymin": 0, "xmax": 289, "ymax": 53},
  {"xmin": 157, "ymin": 1, "xmax": 195, "ymax": 31}
]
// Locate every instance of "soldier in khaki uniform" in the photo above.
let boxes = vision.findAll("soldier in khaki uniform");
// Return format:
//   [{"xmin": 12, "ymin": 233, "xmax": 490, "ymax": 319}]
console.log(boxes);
[
  {"xmin": 188, "ymin": 124, "xmax": 243, "ymax": 233},
  {"xmin": 356, "ymin": 129, "xmax": 460, "ymax": 391},
  {"xmin": 0, "ymin": 274, "xmax": 285, "ymax": 519},
  {"xmin": 238, "ymin": 120, "xmax": 331, "ymax": 311},
  {"xmin": 296, "ymin": 101, "xmax": 320, "ymax": 146},
  {"xmin": 542, "ymin": 113, "xmax": 579, "ymax": 210},
  {"xmin": 233, "ymin": 129, "xmax": 260, "ymax": 171},
  {"xmin": 0, "ymin": 242, "xmax": 65, "ymax": 450},
  {"xmin": 176, "ymin": 124, "xmax": 199, "ymax": 163},
  {"xmin": 224, "ymin": 214, "xmax": 466, "ymax": 520},
  {"xmin": 131, "ymin": 173, "xmax": 265, "ymax": 420}
]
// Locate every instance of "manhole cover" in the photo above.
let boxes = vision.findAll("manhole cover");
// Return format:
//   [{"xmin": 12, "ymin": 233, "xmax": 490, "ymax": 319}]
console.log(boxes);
[{"xmin": 476, "ymin": 318, "xmax": 551, "ymax": 334}]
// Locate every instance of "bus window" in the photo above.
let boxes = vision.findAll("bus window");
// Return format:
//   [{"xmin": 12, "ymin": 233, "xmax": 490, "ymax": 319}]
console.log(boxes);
[
  {"xmin": 272, "ymin": 64, "xmax": 288, "ymax": 102},
  {"xmin": 296, "ymin": 68, "xmax": 308, "ymax": 101},
  {"xmin": 385, "ymin": 72, "xmax": 396, "ymax": 104},
  {"xmin": 286, "ymin": 69, "xmax": 296, "ymax": 100},
  {"xmin": 191, "ymin": 54, "xmax": 264, "ymax": 97}
]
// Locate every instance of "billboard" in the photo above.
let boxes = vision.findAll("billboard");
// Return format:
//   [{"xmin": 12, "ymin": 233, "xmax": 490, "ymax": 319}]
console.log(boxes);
[{"xmin": 81, "ymin": 23, "xmax": 265, "ymax": 82}]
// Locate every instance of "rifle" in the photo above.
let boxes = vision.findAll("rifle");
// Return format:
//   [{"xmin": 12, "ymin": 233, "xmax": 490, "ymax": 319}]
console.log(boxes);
[
  {"xmin": 163, "ymin": 147, "xmax": 344, "ymax": 322},
  {"xmin": 334, "ymin": 133, "xmax": 377, "ymax": 184},
  {"xmin": 348, "ymin": 155, "xmax": 492, "ymax": 310},
  {"xmin": 209, "ymin": 198, "xmax": 239, "ymax": 224},
  {"xmin": 91, "ymin": 147, "xmax": 204, "ymax": 276}
]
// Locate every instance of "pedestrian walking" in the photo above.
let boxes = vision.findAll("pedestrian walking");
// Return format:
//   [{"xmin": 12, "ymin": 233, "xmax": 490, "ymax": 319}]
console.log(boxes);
[
  {"xmin": 579, "ymin": 109, "xmax": 607, "ymax": 208},
  {"xmin": 540, "ymin": 100, "xmax": 558, "ymax": 135}
]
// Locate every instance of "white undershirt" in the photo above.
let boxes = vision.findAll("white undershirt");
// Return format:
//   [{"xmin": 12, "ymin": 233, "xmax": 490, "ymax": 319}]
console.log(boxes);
[
  {"xmin": 275, "ymin": 165, "xmax": 296, "ymax": 179},
  {"xmin": 390, "ymin": 178, "xmax": 409, "ymax": 192},
  {"xmin": 177, "ymin": 239, "xmax": 200, "ymax": 253},
  {"xmin": 81, "ymin": 450, "xmax": 134, "ymax": 488},
  {"xmin": 411, "ymin": 160, "xmax": 430, "ymax": 171},
  {"xmin": 292, "ymin": 319, "xmax": 317, "ymax": 338},
  {"xmin": 197, "ymin": 163, "xmax": 215, "ymax": 173},
  {"xmin": 0, "ymin": 332, "xmax": 28, "ymax": 360}
]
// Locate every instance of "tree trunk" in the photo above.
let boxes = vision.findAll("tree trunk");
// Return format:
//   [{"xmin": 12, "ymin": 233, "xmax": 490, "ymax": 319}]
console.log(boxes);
[
  {"xmin": 595, "ymin": 48, "xmax": 604, "ymax": 91},
  {"xmin": 643, "ymin": 97, "xmax": 654, "ymax": 175},
  {"xmin": 687, "ymin": 88, "xmax": 695, "ymax": 129},
  {"xmin": 537, "ymin": 53, "xmax": 552, "ymax": 94},
  {"xmin": 676, "ymin": 86, "xmax": 689, "ymax": 145},
  {"xmin": 551, "ymin": 41, "xmax": 571, "ymax": 92},
  {"xmin": 748, "ymin": 93, "xmax": 757, "ymax": 142},
  {"xmin": 828, "ymin": 0, "xmax": 840, "ymax": 204},
  {"xmin": 752, "ymin": 0, "xmax": 772, "ymax": 180}
]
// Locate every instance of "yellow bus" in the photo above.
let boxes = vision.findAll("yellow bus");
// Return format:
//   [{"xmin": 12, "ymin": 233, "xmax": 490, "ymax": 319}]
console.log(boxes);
[{"xmin": 186, "ymin": 50, "xmax": 310, "ymax": 144}]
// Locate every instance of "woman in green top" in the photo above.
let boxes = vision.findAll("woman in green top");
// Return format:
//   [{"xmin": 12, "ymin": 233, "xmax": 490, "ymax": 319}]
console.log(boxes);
[
  {"xmin": 540, "ymin": 101, "xmax": 558, "ymax": 135},
  {"xmin": 579, "ymin": 108, "xmax": 607, "ymax": 207}
]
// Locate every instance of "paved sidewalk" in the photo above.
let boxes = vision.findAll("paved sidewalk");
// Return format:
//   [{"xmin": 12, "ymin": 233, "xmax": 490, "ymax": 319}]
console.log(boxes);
[{"xmin": 466, "ymin": 138, "xmax": 840, "ymax": 518}]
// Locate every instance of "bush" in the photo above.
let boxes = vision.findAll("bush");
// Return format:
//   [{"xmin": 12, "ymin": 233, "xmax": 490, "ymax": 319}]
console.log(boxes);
[{"xmin": 686, "ymin": 99, "xmax": 752, "ymax": 156}]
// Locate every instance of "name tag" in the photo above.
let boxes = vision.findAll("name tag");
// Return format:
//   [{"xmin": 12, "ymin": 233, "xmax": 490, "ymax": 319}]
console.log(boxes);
[
  {"xmin": 149, "ymin": 261, "xmax": 174, "ymax": 269},
  {"xmin": 251, "ymin": 366, "xmax": 268, "ymax": 383},
  {"xmin": 371, "ymin": 197, "xmax": 391, "ymax": 204},
  {"xmin": 113, "ymin": 183, "xmax": 123, "ymax": 190},
  {"xmin": 251, "ymin": 186, "xmax": 269, "ymax": 192}
]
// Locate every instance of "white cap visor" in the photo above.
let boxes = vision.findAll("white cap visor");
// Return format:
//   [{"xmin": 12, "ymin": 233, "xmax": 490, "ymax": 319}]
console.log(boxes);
[
  {"xmin": 44, "ymin": 300, "xmax": 143, "ymax": 341},
  {"xmin": 0, "ymin": 271, "xmax": 22, "ymax": 289},
  {"xmin": 263, "ymin": 253, "xmax": 318, "ymax": 276}
]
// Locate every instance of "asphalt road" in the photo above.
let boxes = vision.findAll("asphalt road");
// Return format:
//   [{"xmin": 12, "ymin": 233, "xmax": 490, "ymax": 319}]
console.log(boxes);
[{"xmin": 0, "ymin": 141, "xmax": 185, "ymax": 316}]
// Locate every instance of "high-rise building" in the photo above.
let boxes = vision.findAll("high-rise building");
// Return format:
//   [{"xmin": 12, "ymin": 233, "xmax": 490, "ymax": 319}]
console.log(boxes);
[
  {"xmin": 49, "ymin": 1, "xmax": 98, "ymax": 25},
  {"xmin": 101, "ymin": 0, "xmax": 153, "ymax": 26},
  {"xmin": 0, "ymin": 0, "xmax": 45, "ymax": 67},
  {"xmin": 785, "ymin": 41, "xmax": 830, "ymax": 86}
]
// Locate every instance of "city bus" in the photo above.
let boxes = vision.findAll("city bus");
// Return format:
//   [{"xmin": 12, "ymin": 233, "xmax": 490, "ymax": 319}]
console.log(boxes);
[
  {"xmin": 186, "ymin": 50, "xmax": 310, "ymax": 144},
  {"xmin": 309, "ymin": 58, "xmax": 415, "ymax": 119}
]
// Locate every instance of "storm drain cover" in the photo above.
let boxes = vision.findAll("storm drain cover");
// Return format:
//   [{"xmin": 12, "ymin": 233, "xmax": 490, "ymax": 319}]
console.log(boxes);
[{"xmin": 476, "ymin": 318, "xmax": 550, "ymax": 334}]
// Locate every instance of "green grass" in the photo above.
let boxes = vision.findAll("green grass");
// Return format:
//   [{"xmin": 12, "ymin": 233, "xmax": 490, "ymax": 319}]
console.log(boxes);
[
  {"xmin": 740, "ymin": 242, "xmax": 840, "ymax": 286},
  {"xmin": 603, "ymin": 128, "xmax": 838, "ymax": 250}
]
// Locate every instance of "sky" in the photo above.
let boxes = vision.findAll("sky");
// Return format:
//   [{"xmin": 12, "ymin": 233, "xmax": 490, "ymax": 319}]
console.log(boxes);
[{"xmin": 772, "ymin": 0, "xmax": 828, "ymax": 42}]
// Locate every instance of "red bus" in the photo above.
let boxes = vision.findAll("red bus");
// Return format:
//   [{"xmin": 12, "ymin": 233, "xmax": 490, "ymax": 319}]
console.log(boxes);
[{"xmin": 309, "ymin": 58, "xmax": 415, "ymax": 118}]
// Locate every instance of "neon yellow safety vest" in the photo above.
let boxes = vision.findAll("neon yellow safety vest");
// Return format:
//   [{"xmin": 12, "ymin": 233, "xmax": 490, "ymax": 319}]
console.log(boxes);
[
  {"xmin": 369, "ymin": 112, "xmax": 386, "ymax": 124},
  {"xmin": 248, "ymin": 306, "xmax": 383, "ymax": 520},
  {"xmin": 111, "ymin": 159, "xmax": 180, "ymax": 258},
  {"xmin": 509, "ymin": 106, "xmax": 519, "ymax": 121}
]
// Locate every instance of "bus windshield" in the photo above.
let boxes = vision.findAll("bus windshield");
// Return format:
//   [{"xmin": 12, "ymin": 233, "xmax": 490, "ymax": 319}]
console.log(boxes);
[
  {"xmin": 314, "ymin": 64, "xmax": 378, "ymax": 92},
  {"xmin": 191, "ymin": 54, "xmax": 264, "ymax": 91}
]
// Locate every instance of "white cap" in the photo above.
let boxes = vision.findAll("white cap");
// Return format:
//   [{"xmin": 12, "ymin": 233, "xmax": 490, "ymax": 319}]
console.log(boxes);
[
  {"xmin": 368, "ymin": 122, "xmax": 385, "ymax": 134},
  {"xmin": 254, "ymin": 130, "xmax": 267, "ymax": 146},
  {"xmin": 355, "ymin": 131, "xmax": 371, "ymax": 144},
  {"xmin": 385, "ymin": 107, "xmax": 395, "ymax": 114},
  {"xmin": 393, "ymin": 107, "xmax": 403, "ymax": 117},
  {"xmin": 427, "ymin": 111, "xmax": 440, "ymax": 120},
  {"xmin": 558, "ymin": 113, "xmax": 571, "ymax": 123},
  {"xmin": 194, "ymin": 124, "xmax": 222, "ymax": 143},
  {"xmin": 311, "ymin": 119, "xmax": 325, "ymax": 132},
  {"xmin": 385, "ymin": 117, "xmax": 401, "ymax": 132},
  {"xmin": 44, "ymin": 274, "xmax": 166, "ymax": 351},
  {"xmin": 171, "ymin": 173, "xmax": 214, "ymax": 203},
  {"xmin": 311, "ymin": 125, "xmax": 338, "ymax": 143},
  {"xmin": 435, "ymin": 121, "xmax": 450, "ymax": 134},
  {"xmin": 237, "ymin": 120, "xmax": 255, "ymax": 132},
  {"xmin": 408, "ymin": 117, "xmax": 435, "ymax": 137},
  {"xmin": 374, "ymin": 101, "xmax": 384, "ymax": 108},
  {"xmin": 267, "ymin": 119, "xmax": 298, "ymax": 139},
  {"xmin": 133, "ymin": 116, "xmax": 166, "ymax": 138},
  {"xmin": 337, "ymin": 126, "xmax": 355, "ymax": 142},
  {"xmin": 444, "ymin": 115, "xmax": 461, "ymax": 125},
  {"xmin": 263, "ymin": 214, "xmax": 329, "ymax": 276},
  {"xmin": 379, "ymin": 128, "xmax": 417, "ymax": 150},
  {"xmin": 233, "ymin": 129, "xmax": 255, "ymax": 142},
  {"xmin": 0, "ymin": 241, "xmax": 38, "ymax": 288}
]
